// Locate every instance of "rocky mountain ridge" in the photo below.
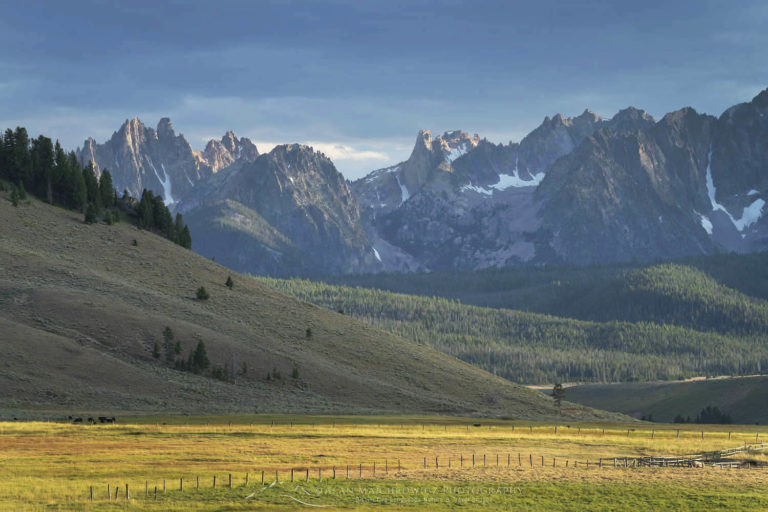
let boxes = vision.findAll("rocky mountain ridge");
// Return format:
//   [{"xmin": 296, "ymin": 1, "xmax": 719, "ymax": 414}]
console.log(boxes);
[{"xmin": 78, "ymin": 88, "xmax": 768, "ymax": 276}]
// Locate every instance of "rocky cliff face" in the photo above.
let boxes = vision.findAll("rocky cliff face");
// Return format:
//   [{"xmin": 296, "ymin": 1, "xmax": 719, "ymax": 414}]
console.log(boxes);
[
  {"xmin": 177, "ymin": 144, "xmax": 379, "ymax": 277},
  {"xmin": 351, "ymin": 111, "xmax": 604, "ymax": 270},
  {"xmin": 77, "ymin": 118, "xmax": 258, "ymax": 204},
  {"xmin": 351, "ymin": 89, "xmax": 768, "ymax": 271}
]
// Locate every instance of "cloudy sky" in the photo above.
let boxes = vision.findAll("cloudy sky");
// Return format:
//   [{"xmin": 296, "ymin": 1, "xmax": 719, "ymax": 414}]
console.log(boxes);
[{"xmin": 1, "ymin": 1, "xmax": 766, "ymax": 179}]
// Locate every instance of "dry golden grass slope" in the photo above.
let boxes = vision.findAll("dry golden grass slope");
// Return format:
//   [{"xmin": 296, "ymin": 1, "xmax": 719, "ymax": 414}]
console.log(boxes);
[{"xmin": 0, "ymin": 192, "xmax": 623, "ymax": 421}]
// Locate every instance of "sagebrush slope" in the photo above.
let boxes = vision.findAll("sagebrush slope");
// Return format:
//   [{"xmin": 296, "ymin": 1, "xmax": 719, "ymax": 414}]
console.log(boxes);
[{"xmin": 0, "ymin": 192, "xmax": 608, "ymax": 420}]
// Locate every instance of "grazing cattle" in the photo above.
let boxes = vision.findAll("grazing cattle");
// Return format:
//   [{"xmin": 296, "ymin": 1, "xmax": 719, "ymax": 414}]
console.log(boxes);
[
  {"xmin": 73, "ymin": 417, "xmax": 83, "ymax": 424},
  {"xmin": 105, "ymin": 417, "xmax": 116, "ymax": 424},
  {"xmin": 87, "ymin": 418, "xmax": 96, "ymax": 424},
  {"xmin": 98, "ymin": 417, "xmax": 108, "ymax": 423},
  {"xmin": 693, "ymin": 461, "xmax": 704, "ymax": 468}
]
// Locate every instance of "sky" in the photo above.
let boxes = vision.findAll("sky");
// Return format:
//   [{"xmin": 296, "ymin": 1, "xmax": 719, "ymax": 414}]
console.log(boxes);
[{"xmin": 0, "ymin": 1, "xmax": 766, "ymax": 180}]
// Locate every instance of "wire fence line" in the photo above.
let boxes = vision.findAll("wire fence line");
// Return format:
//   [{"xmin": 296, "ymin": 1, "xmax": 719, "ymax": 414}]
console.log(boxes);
[{"xmin": 86, "ymin": 442, "xmax": 768, "ymax": 502}]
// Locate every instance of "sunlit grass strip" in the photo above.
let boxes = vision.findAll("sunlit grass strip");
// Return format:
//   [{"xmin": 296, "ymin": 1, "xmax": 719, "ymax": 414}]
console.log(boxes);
[{"xmin": 2, "ymin": 417, "xmax": 768, "ymax": 510}]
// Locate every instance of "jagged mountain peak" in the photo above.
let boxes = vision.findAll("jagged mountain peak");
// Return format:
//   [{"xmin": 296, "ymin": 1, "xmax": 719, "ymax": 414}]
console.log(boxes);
[
  {"xmin": 157, "ymin": 117, "xmax": 175, "ymax": 137},
  {"xmin": 752, "ymin": 87, "xmax": 768, "ymax": 107},
  {"xmin": 603, "ymin": 107, "xmax": 656, "ymax": 134}
]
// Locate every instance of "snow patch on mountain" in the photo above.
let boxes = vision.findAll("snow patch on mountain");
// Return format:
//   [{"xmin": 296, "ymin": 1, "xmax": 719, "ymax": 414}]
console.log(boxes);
[
  {"xmin": 147, "ymin": 156, "xmax": 176, "ymax": 205},
  {"xmin": 695, "ymin": 211, "xmax": 713, "ymax": 235},
  {"xmin": 460, "ymin": 182, "xmax": 493, "ymax": 196},
  {"xmin": 396, "ymin": 175, "xmax": 410, "ymax": 204},
  {"xmin": 445, "ymin": 142, "xmax": 470, "ymax": 163},
  {"xmin": 706, "ymin": 147, "xmax": 765, "ymax": 231},
  {"xmin": 372, "ymin": 247, "xmax": 382, "ymax": 262}
]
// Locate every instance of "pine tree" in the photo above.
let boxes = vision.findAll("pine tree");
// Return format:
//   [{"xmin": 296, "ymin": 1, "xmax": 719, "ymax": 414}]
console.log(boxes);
[
  {"xmin": 552, "ymin": 383, "xmax": 565, "ymax": 413},
  {"xmin": 66, "ymin": 153, "xmax": 86, "ymax": 211},
  {"xmin": 192, "ymin": 340, "xmax": 210, "ymax": 374},
  {"xmin": 10, "ymin": 186, "xmax": 20, "ymax": 207},
  {"xmin": 163, "ymin": 326, "xmax": 175, "ymax": 361},
  {"xmin": 226, "ymin": 276, "xmax": 234, "ymax": 289},
  {"xmin": 152, "ymin": 342, "xmax": 160, "ymax": 359},
  {"xmin": 10, "ymin": 127, "xmax": 32, "ymax": 188},
  {"xmin": 82, "ymin": 162, "xmax": 100, "ymax": 211},
  {"xmin": 179, "ymin": 225, "xmax": 192, "ymax": 249},
  {"xmin": 196, "ymin": 286, "xmax": 209, "ymax": 300},
  {"xmin": 84, "ymin": 202, "xmax": 98, "ymax": 224},
  {"xmin": 99, "ymin": 169, "xmax": 115, "ymax": 208},
  {"xmin": 30, "ymin": 135, "xmax": 54, "ymax": 203}
]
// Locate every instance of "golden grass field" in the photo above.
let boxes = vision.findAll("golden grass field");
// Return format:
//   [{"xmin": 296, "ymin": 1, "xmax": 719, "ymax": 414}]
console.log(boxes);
[{"xmin": 2, "ymin": 415, "xmax": 768, "ymax": 511}]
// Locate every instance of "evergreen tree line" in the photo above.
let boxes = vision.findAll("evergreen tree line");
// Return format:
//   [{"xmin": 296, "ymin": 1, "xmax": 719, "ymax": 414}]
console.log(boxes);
[
  {"xmin": 327, "ymin": 255, "xmax": 768, "ymax": 338},
  {"xmin": 0, "ymin": 127, "xmax": 110, "ymax": 211},
  {"xmin": 137, "ymin": 189, "xmax": 191, "ymax": 248},
  {"xmin": 673, "ymin": 406, "xmax": 733, "ymax": 425},
  {"xmin": 0, "ymin": 126, "xmax": 191, "ymax": 248}
]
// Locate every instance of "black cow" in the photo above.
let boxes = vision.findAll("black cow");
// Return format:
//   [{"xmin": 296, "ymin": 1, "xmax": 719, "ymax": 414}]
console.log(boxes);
[{"xmin": 72, "ymin": 417, "xmax": 83, "ymax": 424}]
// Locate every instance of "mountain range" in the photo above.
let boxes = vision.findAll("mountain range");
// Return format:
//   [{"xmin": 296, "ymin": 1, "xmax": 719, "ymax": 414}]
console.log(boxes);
[{"xmin": 77, "ymin": 88, "xmax": 768, "ymax": 276}]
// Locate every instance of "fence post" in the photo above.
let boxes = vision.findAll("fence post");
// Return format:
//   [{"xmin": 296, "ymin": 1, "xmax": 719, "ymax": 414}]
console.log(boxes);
[
  {"xmin": 180, "ymin": 477, "xmax": 183, "ymax": 492},
  {"xmin": 291, "ymin": 469, "xmax": 294, "ymax": 482},
  {"xmin": 347, "ymin": 465, "xmax": 350, "ymax": 479},
  {"xmin": 125, "ymin": 484, "xmax": 129, "ymax": 502},
  {"xmin": 359, "ymin": 464, "xmax": 362, "ymax": 478},
  {"xmin": 261, "ymin": 471, "xmax": 264, "ymax": 485},
  {"xmin": 163, "ymin": 480, "xmax": 166, "ymax": 494},
  {"xmin": 483, "ymin": 454, "xmax": 486, "ymax": 466},
  {"xmin": 333, "ymin": 466, "xmax": 336, "ymax": 479},
  {"xmin": 318, "ymin": 468, "xmax": 321, "ymax": 481},
  {"xmin": 496, "ymin": 454, "xmax": 499, "ymax": 466},
  {"xmin": 306, "ymin": 469, "xmax": 309, "ymax": 482},
  {"xmin": 553, "ymin": 458, "xmax": 556, "ymax": 468},
  {"xmin": 213, "ymin": 475, "xmax": 216, "ymax": 488},
  {"xmin": 245, "ymin": 473, "xmax": 248, "ymax": 486},
  {"xmin": 154, "ymin": 486, "xmax": 157, "ymax": 500},
  {"xmin": 518, "ymin": 453, "xmax": 521, "ymax": 465},
  {"xmin": 541, "ymin": 455, "xmax": 544, "ymax": 467},
  {"xmin": 229, "ymin": 474, "xmax": 232, "ymax": 488},
  {"xmin": 435, "ymin": 457, "xmax": 438, "ymax": 469},
  {"xmin": 90, "ymin": 486, "xmax": 93, "ymax": 501},
  {"xmin": 197, "ymin": 476, "xmax": 200, "ymax": 489},
  {"xmin": 529, "ymin": 454, "xmax": 532, "ymax": 467}
]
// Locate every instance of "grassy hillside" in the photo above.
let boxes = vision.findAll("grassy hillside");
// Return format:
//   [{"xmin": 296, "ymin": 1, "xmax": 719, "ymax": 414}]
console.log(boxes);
[
  {"xmin": 566, "ymin": 376, "xmax": 768, "ymax": 425},
  {"xmin": 0, "ymin": 190, "xmax": 609, "ymax": 420},
  {"xmin": 258, "ymin": 277, "xmax": 768, "ymax": 384}
]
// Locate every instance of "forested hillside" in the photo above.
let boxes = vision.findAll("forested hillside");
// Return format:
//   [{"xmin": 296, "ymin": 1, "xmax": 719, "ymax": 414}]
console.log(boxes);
[
  {"xmin": 325, "ymin": 253, "xmax": 768, "ymax": 336},
  {"xmin": 259, "ymin": 277, "xmax": 768, "ymax": 384}
]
